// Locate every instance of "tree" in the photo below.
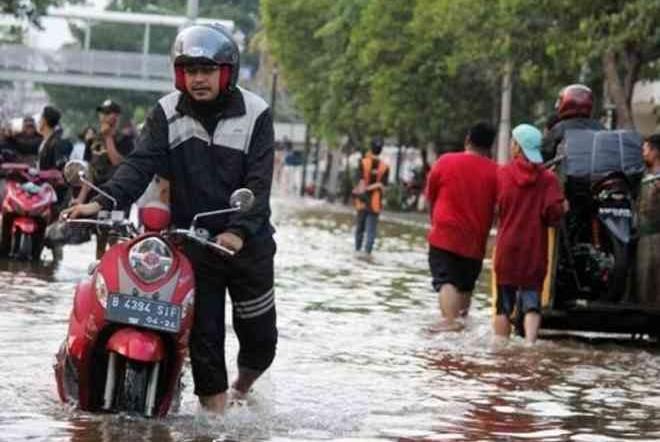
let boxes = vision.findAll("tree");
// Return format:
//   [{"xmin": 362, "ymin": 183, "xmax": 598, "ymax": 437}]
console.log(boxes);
[
  {"xmin": 261, "ymin": 0, "xmax": 335, "ymax": 133},
  {"xmin": 0, "ymin": 0, "xmax": 76, "ymax": 27},
  {"xmin": 359, "ymin": 0, "xmax": 499, "ymax": 147},
  {"xmin": 261, "ymin": 0, "xmax": 660, "ymax": 170},
  {"xmin": 541, "ymin": 0, "xmax": 660, "ymax": 129}
]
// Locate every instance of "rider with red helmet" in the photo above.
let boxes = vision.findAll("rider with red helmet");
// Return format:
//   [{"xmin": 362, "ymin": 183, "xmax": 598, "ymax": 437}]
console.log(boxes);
[
  {"xmin": 542, "ymin": 84, "xmax": 604, "ymax": 161},
  {"xmin": 64, "ymin": 24, "xmax": 278, "ymax": 413}
]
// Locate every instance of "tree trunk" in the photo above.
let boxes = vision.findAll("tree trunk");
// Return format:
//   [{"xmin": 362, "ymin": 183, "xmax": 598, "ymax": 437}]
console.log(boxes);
[
  {"xmin": 395, "ymin": 144, "xmax": 403, "ymax": 184},
  {"xmin": 313, "ymin": 140, "xmax": 321, "ymax": 198},
  {"xmin": 342, "ymin": 149, "xmax": 352, "ymax": 205},
  {"xmin": 602, "ymin": 49, "xmax": 637, "ymax": 130},
  {"xmin": 496, "ymin": 59, "xmax": 513, "ymax": 164},
  {"xmin": 300, "ymin": 125, "xmax": 310, "ymax": 197},
  {"xmin": 323, "ymin": 149, "xmax": 343, "ymax": 202}
]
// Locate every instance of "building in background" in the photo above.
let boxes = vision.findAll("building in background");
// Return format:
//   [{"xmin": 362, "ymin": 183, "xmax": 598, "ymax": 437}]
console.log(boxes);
[{"xmin": 633, "ymin": 80, "xmax": 660, "ymax": 135}]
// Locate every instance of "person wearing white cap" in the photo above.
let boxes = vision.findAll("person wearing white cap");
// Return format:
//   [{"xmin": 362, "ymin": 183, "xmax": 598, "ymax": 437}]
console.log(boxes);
[{"xmin": 493, "ymin": 124, "xmax": 566, "ymax": 343}]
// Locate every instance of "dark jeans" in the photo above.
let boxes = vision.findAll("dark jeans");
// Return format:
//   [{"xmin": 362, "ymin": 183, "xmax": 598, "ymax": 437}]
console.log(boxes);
[
  {"xmin": 187, "ymin": 235, "xmax": 278, "ymax": 396},
  {"xmin": 355, "ymin": 210, "xmax": 379, "ymax": 254}
]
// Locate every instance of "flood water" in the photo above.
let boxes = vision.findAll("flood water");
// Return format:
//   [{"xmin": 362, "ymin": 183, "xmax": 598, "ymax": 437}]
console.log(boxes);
[{"xmin": 0, "ymin": 197, "xmax": 659, "ymax": 441}]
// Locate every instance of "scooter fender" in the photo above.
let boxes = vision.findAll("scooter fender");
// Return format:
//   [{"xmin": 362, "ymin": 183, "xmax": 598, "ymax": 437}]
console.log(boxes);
[
  {"xmin": 67, "ymin": 279, "xmax": 101, "ymax": 360},
  {"xmin": 106, "ymin": 327, "xmax": 165, "ymax": 363},
  {"xmin": 13, "ymin": 216, "xmax": 37, "ymax": 234}
]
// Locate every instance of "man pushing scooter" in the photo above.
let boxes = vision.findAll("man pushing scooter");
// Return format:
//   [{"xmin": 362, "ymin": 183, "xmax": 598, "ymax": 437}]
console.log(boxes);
[{"xmin": 63, "ymin": 24, "xmax": 278, "ymax": 414}]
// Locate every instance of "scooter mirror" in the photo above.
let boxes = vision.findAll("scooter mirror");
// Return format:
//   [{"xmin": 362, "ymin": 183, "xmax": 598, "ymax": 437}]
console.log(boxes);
[
  {"xmin": 229, "ymin": 188, "xmax": 255, "ymax": 212},
  {"xmin": 63, "ymin": 160, "xmax": 89, "ymax": 186}
]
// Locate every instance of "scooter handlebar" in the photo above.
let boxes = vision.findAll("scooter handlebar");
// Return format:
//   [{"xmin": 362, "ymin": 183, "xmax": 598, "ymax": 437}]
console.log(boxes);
[
  {"xmin": 205, "ymin": 240, "xmax": 236, "ymax": 257},
  {"xmin": 65, "ymin": 217, "xmax": 137, "ymax": 237},
  {"xmin": 65, "ymin": 218, "xmax": 114, "ymax": 228},
  {"xmin": 166, "ymin": 228, "xmax": 236, "ymax": 256}
]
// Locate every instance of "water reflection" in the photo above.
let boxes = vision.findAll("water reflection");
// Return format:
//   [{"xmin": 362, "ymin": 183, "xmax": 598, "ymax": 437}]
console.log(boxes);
[
  {"xmin": 0, "ymin": 198, "xmax": 658, "ymax": 441},
  {"xmin": 65, "ymin": 416, "xmax": 176, "ymax": 442}
]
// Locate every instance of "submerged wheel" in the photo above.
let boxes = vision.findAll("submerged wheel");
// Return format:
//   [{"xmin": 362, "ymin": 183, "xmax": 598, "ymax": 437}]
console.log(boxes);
[
  {"xmin": 601, "ymin": 228, "xmax": 629, "ymax": 303},
  {"xmin": 13, "ymin": 232, "xmax": 33, "ymax": 260},
  {"xmin": 115, "ymin": 359, "xmax": 150, "ymax": 414}
]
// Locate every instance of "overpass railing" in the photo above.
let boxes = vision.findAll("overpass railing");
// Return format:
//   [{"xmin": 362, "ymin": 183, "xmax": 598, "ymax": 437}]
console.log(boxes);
[{"xmin": 0, "ymin": 44, "xmax": 172, "ymax": 80}]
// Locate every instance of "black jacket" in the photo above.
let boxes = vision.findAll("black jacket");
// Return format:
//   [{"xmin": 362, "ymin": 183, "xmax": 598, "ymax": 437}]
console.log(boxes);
[
  {"xmin": 542, "ymin": 117, "xmax": 605, "ymax": 162},
  {"xmin": 95, "ymin": 87, "xmax": 275, "ymax": 240},
  {"xmin": 38, "ymin": 127, "xmax": 73, "ymax": 171},
  {"xmin": 9, "ymin": 132, "xmax": 42, "ymax": 161},
  {"xmin": 89, "ymin": 133, "xmax": 135, "ymax": 185}
]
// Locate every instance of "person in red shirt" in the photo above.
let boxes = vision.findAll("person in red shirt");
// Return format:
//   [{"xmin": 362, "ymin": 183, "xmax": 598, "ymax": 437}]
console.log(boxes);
[
  {"xmin": 494, "ymin": 124, "xmax": 565, "ymax": 343},
  {"xmin": 426, "ymin": 122, "xmax": 498, "ymax": 331}
]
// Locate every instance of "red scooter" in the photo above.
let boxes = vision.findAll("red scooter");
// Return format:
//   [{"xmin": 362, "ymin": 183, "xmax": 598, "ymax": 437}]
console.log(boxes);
[
  {"xmin": 53, "ymin": 160, "xmax": 254, "ymax": 417},
  {"xmin": 0, "ymin": 163, "xmax": 63, "ymax": 260}
]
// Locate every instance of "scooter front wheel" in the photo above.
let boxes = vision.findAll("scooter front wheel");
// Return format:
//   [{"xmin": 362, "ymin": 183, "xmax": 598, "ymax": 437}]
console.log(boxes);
[{"xmin": 115, "ymin": 359, "xmax": 150, "ymax": 414}]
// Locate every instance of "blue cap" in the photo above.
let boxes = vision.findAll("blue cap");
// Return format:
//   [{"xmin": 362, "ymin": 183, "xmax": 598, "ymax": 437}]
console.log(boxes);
[{"xmin": 512, "ymin": 124, "xmax": 543, "ymax": 164}]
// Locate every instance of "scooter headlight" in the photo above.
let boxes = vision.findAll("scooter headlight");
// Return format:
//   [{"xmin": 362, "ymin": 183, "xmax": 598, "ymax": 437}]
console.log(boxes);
[
  {"xmin": 95, "ymin": 272, "xmax": 108, "ymax": 308},
  {"xmin": 128, "ymin": 237, "xmax": 173, "ymax": 283}
]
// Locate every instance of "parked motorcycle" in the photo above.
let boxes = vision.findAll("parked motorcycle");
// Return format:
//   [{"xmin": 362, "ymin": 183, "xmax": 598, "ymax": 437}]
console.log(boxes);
[
  {"xmin": 53, "ymin": 160, "xmax": 255, "ymax": 417},
  {"xmin": 0, "ymin": 163, "xmax": 63, "ymax": 260}
]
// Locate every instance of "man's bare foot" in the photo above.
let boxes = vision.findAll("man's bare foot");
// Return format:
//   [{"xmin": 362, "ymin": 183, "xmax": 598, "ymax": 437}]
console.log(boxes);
[
  {"xmin": 232, "ymin": 368, "xmax": 261, "ymax": 395},
  {"xmin": 199, "ymin": 392, "xmax": 228, "ymax": 413},
  {"xmin": 227, "ymin": 387, "xmax": 257, "ymax": 407}
]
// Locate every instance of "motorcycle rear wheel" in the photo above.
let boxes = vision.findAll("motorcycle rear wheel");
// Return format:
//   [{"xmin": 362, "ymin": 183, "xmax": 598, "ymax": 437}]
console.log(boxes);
[{"xmin": 600, "ymin": 227, "xmax": 629, "ymax": 303}]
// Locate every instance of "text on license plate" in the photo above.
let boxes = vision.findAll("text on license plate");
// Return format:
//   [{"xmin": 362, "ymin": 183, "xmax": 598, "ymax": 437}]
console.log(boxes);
[{"xmin": 107, "ymin": 293, "xmax": 182, "ymax": 333}]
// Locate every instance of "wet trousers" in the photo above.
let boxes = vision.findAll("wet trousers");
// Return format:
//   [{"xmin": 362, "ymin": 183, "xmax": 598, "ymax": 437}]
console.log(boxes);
[{"xmin": 187, "ymin": 235, "xmax": 278, "ymax": 396}]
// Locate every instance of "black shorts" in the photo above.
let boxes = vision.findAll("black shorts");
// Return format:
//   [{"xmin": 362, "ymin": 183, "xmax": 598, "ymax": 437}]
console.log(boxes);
[{"xmin": 428, "ymin": 246, "xmax": 483, "ymax": 293}]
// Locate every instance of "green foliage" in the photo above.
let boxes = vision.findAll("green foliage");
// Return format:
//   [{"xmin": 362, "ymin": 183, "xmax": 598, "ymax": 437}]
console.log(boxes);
[
  {"xmin": 0, "ymin": 0, "xmax": 81, "ymax": 40},
  {"xmin": 261, "ymin": 0, "xmax": 335, "ymax": 134},
  {"xmin": 262, "ymin": 0, "xmax": 660, "ymax": 146},
  {"xmin": 0, "ymin": 0, "xmax": 78, "ymax": 25}
]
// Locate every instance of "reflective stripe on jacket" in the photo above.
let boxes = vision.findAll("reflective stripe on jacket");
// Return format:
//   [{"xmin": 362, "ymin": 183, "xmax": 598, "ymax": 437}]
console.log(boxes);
[{"xmin": 96, "ymin": 87, "xmax": 275, "ymax": 239}]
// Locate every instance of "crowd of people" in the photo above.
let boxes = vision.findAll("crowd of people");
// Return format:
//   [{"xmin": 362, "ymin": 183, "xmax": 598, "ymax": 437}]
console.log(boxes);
[
  {"xmin": 352, "ymin": 84, "xmax": 660, "ymax": 345},
  {"xmin": 0, "ymin": 99, "xmax": 140, "ymax": 256}
]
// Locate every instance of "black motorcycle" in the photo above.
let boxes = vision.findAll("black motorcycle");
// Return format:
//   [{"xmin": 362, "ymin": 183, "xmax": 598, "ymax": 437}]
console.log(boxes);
[
  {"xmin": 555, "ymin": 172, "xmax": 636, "ymax": 305},
  {"xmin": 549, "ymin": 129, "xmax": 644, "ymax": 309}
]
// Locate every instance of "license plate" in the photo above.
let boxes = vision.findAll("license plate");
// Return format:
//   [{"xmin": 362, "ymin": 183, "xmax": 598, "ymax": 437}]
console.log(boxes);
[
  {"xmin": 106, "ymin": 293, "xmax": 182, "ymax": 333},
  {"xmin": 599, "ymin": 207, "xmax": 632, "ymax": 218}
]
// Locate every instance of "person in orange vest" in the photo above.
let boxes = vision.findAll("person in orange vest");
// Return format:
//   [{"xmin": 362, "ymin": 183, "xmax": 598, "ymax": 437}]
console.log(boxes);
[{"xmin": 353, "ymin": 136, "xmax": 390, "ymax": 260}]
